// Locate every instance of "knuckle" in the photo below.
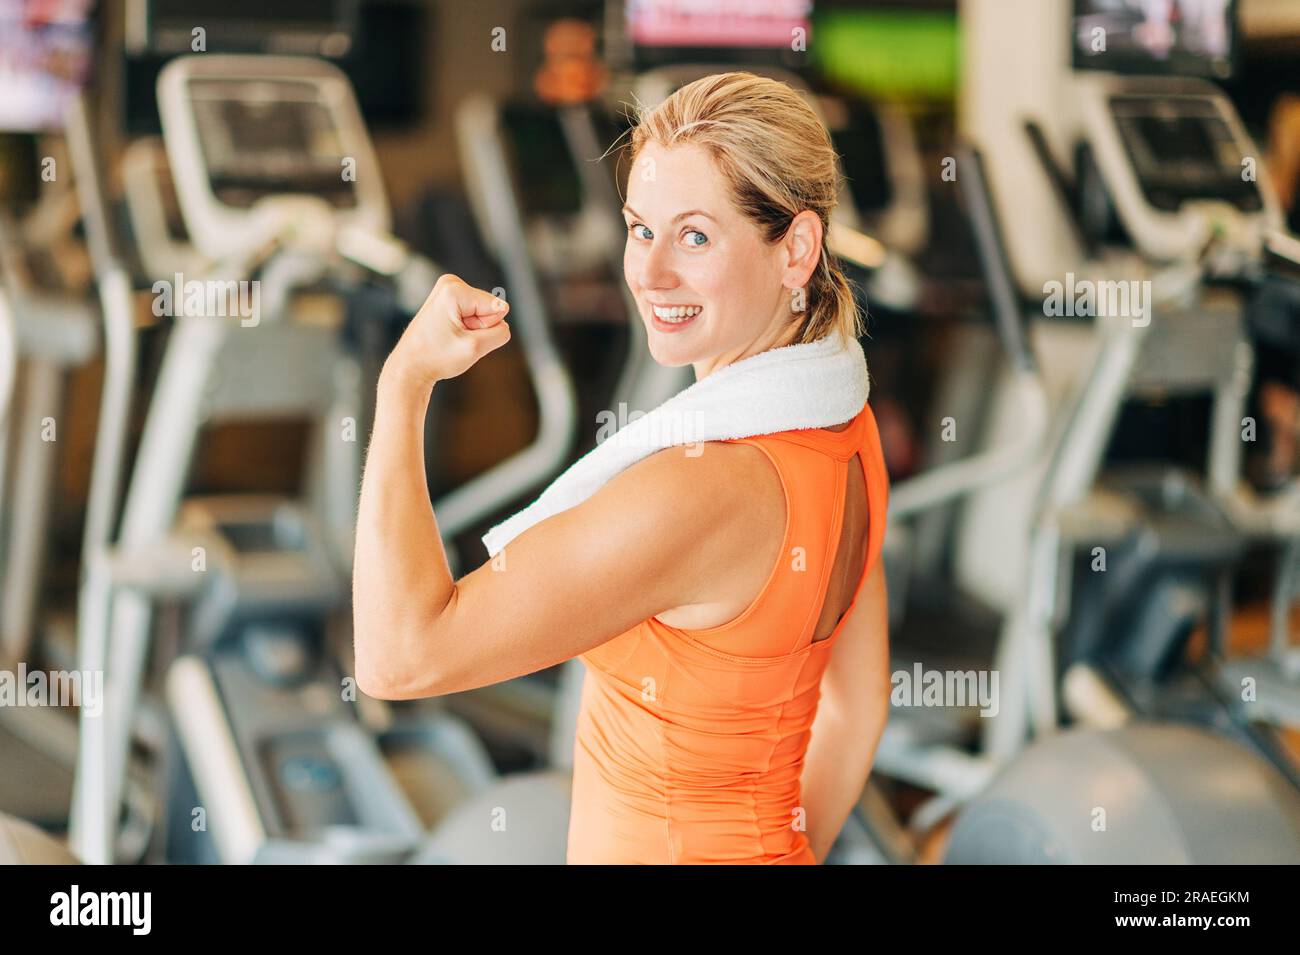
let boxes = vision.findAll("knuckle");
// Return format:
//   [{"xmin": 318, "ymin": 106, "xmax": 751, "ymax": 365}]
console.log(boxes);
[{"xmin": 433, "ymin": 273, "xmax": 463, "ymax": 297}]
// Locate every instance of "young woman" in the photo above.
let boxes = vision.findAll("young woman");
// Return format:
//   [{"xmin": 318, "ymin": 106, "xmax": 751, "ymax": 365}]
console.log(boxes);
[{"xmin": 353, "ymin": 72, "xmax": 892, "ymax": 864}]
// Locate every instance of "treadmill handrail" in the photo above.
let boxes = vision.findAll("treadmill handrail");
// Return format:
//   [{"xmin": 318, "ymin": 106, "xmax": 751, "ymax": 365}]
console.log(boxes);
[
  {"xmin": 888, "ymin": 143, "xmax": 1052, "ymax": 521},
  {"xmin": 65, "ymin": 93, "xmax": 134, "ymax": 562},
  {"xmin": 888, "ymin": 368, "xmax": 1050, "ymax": 521},
  {"xmin": 0, "ymin": 291, "xmax": 15, "ymax": 430},
  {"xmin": 440, "ymin": 96, "xmax": 579, "ymax": 546},
  {"xmin": 957, "ymin": 145, "xmax": 1036, "ymax": 375}
]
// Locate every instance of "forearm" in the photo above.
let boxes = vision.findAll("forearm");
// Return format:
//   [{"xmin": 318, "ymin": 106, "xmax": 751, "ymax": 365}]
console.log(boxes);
[
  {"xmin": 799, "ymin": 698, "xmax": 889, "ymax": 863},
  {"xmin": 352, "ymin": 362, "xmax": 454, "ymax": 695}
]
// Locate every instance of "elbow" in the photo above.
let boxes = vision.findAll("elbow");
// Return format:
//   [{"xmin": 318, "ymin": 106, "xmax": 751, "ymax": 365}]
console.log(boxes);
[
  {"xmin": 355, "ymin": 670, "xmax": 392, "ymax": 700},
  {"xmin": 352, "ymin": 622, "xmax": 446, "ymax": 701},
  {"xmin": 355, "ymin": 654, "xmax": 444, "ymax": 701},
  {"xmin": 353, "ymin": 648, "xmax": 403, "ymax": 700},
  {"xmin": 351, "ymin": 585, "xmax": 461, "ymax": 700},
  {"xmin": 353, "ymin": 662, "xmax": 402, "ymax": 701}
]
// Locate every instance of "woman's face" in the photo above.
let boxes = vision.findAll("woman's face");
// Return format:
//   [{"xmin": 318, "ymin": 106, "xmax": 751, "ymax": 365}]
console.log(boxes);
[{"xmin": 622, "ymin": 141, "xmax": 817, "ymax": 374}]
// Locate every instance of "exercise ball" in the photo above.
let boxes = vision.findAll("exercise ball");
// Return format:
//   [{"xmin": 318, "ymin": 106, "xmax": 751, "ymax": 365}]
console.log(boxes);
[
  {"xmin": 0, "ymin": 814, "xmax": 79, "ymax": 864},
  {"xmin": 412, "ymin": 770, "xmax": 572, "ymax": 864},
  {"xmin": 944, "ymin": 723, "xmax": 1300, "ymax": 864}
]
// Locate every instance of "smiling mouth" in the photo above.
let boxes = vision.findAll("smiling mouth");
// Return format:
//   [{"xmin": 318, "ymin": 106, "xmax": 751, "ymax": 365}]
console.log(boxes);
[{"xmin": 651, "ymin": 304, "xmax": 702, "ymax": 324}]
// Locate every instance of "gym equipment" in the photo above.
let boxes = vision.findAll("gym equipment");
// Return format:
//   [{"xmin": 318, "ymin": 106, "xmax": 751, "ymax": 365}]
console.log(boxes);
[
  {"xmin": 1007, "ymin": 23, "xmax": 1300, "ymax": 764},
  {"xmin": 68, "ymin": 55, "xmax": 496, "ymax": 865},
  {"xmin": 0, "ymin": 120, "xmax": 151, "ymax": 850},
  {"xmin": 440, "ymin": 97, "xmax": 596, "ymax": 559},
  {"xmin": 0, "ymin": 812, "xmax": 80, "ymax": 865},
  {"xmin": 124, "ymin": 0, "xmax": 356, "ymax": 56},
  {"xmin": 414, "ymin": 761, "xmax": 574, "ymax": 865},
  {"xmin": 881, "ymin": 133, "xmax": 1300, "ymax": 861},
  {"xmin": 0, "ymin": 151, "xmax": 99, "ymax": 669},
  {"xmin": 871, "ymin": 140, "xmax": 1052, "ymax": 810},
  {"xmin": 944, "ymin": 723, "xmax": 1300, "ymax": 864},
  {"xmin": 902, "ymin": 0, "xmax": 1300, "ymax": 862}
]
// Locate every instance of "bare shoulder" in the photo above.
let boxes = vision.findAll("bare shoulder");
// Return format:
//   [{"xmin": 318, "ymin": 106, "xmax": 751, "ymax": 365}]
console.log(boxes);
[
  {"xmin": 608, "ymin": 439, "xmax": 785, "ymax": 528},
  {"xmin": 593, "ymin": 440, "xmax": 786, "ymax": 619}
]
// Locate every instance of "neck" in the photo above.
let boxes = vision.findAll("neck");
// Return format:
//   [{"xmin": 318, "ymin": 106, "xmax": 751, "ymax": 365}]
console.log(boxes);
[{"xmin": 692, "ymin": 309, "xmax": 801, "ymax": 382}]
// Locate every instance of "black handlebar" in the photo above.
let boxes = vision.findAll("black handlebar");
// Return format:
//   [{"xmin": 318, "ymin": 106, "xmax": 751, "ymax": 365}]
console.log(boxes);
[{"xmin": 955, "ymin": 144, "xmax": 1037, "ymax": 374}]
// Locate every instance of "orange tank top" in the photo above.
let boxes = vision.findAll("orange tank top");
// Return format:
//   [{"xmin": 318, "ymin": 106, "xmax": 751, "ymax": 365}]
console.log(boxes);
[{"xmin": 567, "ymin": 402, "xmax": 891, "ymax": 864}]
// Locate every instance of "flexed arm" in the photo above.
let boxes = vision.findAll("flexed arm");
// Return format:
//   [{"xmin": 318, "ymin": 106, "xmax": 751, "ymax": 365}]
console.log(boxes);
[{"xmin": 352, "ymin": 275, "xmax": 767, "ymax": 700}]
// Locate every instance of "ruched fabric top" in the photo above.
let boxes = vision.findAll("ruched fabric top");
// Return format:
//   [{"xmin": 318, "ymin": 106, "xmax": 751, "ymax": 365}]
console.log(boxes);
[{"xmin": 566, "ymin": 402, "xmax": 890, "ymax": 864}]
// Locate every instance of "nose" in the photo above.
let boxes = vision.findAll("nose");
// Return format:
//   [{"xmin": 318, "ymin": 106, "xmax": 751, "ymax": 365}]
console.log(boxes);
[{"xmin": 629, "ymin": 234, "xmax": 677, "ymax": 294}]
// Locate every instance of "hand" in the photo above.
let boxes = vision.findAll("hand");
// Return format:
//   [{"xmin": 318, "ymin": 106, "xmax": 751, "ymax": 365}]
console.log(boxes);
[{"xmin": 386, "ymin": 274, "xmax": 511, "ymax": 388}]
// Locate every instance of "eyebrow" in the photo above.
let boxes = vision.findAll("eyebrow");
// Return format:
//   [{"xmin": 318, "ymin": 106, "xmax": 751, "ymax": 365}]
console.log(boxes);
[{"xmin": 621, "ymin": 205, "xmax": 717, "ymax": 224}]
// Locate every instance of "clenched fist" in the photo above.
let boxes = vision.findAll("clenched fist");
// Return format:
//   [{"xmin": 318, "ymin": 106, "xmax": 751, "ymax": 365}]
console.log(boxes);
[{"xmin": 385, "ymin": 274, "xmax": 512, "ymax": 389}]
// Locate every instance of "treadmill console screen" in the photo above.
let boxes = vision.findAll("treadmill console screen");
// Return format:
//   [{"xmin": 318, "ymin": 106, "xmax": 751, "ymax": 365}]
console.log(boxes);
[
  {"xmin": 189, "ymin": 78, "xmax": 359, "ymax": 210},
  {"xmin": 501, "ymin": 106, "xmax": 582, "ymax": 218},
  {"xmin": 139, "ymin": 0, "xmax": 357, "ymax": 55},
  {"xmin": 1110, "ymin": 94, "xmax": 1261, "ymax": 213}
]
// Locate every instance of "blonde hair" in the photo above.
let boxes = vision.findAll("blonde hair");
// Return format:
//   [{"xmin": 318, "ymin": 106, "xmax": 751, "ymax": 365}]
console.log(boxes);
[{"xmin": 625, "ymin": 71, "xmax": 860, "ymax": 345}]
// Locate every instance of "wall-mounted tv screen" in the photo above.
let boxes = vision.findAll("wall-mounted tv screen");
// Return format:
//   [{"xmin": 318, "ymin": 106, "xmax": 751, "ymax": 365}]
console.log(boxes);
[{"xmin": 1073, "ymin": 0, "xmax": 1236, "ymax": 79}]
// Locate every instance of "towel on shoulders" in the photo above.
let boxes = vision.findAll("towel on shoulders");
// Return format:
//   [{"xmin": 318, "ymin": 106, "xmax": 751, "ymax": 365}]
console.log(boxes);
[{"xmin": 482, "ymin": 333, "xmax": 870, "ymax": 557}]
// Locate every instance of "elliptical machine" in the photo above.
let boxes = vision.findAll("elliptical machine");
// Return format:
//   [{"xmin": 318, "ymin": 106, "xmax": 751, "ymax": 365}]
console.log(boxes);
[
  {"xmin": 937, "ymin": 0, "xmax": 1300, "ymax": 862},
  {"xmin": 0, "ymin": 130, "xmax": 104, "ymax": 838},
  {"xmin": 69, "ymin": 55, "xmax": 497, "ymax": 865}
]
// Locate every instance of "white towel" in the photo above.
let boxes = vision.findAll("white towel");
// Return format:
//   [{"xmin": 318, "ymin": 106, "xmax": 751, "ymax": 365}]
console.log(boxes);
[{"xmin": 482, "ymin": 334, "xmax": 870, "ymax": 556}]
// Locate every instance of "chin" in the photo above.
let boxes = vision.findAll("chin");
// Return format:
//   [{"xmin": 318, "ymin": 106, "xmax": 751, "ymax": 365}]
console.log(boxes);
[
  {"xmin": 637, "ymin": 315, "xmax": 698, "ymax": 367},
  {"xmin": 645, "ymin": 332, "xmax": 703, "ymax": 368},
  {"xmin": 647, "ymin": 343, "xmax": 696, "ymax": 368}
]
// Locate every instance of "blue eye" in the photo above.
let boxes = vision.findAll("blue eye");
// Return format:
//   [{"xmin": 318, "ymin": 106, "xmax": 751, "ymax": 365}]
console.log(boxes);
[
  {"xmin": 684, "ymin": 230, "xmax": 708, "ymax": 247},
  {"xmin": 630, "ymin": 223, "xmax": 653, "ymax": 240}
]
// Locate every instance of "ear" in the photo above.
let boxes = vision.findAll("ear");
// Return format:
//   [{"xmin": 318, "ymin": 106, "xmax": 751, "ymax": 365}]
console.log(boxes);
[{"xmin": 781, "ymin": 210, "xmax": 824, "ymax": 291}]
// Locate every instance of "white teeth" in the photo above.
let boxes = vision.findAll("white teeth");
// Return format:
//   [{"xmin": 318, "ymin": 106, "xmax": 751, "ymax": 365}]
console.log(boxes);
[{"xmin": 652, "ymin": 305, "xmax": 700, "ymax": 323}]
